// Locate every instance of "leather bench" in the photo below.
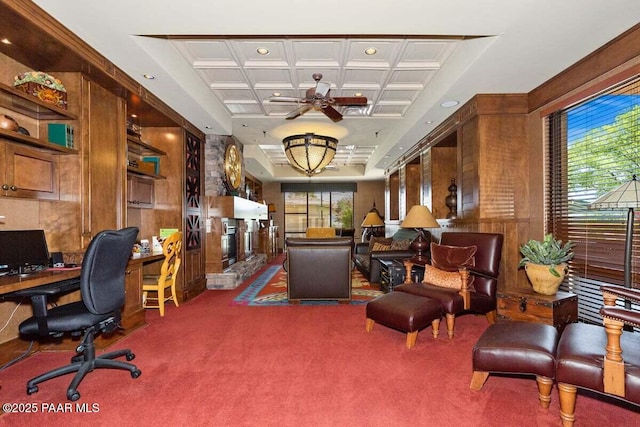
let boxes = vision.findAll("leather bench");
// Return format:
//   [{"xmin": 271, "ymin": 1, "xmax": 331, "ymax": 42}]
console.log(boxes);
[
  {"xmin": 470, "ymin": 321, "xmax": 559, "ymax": 408},
  {"xmin": 365, "ymin": 291, "xmax": 442, "ymax": 349}
]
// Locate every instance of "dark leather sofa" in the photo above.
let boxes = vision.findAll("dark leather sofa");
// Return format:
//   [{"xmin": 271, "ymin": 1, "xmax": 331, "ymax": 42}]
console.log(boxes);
[
  {"xmin": 353, "ymin": 228, "xmax": 418, "ymax": 284},
  {"xmin": 285, "ymin": 237, "xmax": 353, "ymax": 303}
]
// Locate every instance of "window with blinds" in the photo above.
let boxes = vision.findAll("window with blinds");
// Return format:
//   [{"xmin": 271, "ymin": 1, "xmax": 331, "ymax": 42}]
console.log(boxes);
[{"xmin": 546, "ymin": 76, "xmax": 640, "ymax": 325}]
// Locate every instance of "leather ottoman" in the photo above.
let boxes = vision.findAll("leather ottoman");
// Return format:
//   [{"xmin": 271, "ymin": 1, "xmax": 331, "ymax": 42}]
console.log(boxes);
[
  {"xmin": 365, "ymin": 291, "xmax": 441, "ymax": 349},
  {"xmin": 470, "ymin": 321, "xmax": 559, "ymax": 408}
]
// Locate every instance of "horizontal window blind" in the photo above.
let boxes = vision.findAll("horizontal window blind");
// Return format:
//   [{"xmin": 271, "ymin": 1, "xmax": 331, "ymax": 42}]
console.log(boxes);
[{"xmin": 547, "ymin": 77, "xmax": 640, "ymax": 325}]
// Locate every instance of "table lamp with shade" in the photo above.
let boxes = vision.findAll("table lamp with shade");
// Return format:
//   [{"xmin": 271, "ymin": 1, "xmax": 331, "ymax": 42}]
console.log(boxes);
[
  {"xmin": 401, "ymin": 205, "xmax": 440, "ymax": 264},
  {"xmin": 589, "ymin": 175, "xmax": 640, "ymax": 308}
]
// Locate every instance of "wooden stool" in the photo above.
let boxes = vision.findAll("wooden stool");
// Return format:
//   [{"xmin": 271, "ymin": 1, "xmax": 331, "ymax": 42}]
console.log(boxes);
[{"xmin": 365, "ymin": 291, "xmax": 441, "ymax": 349}]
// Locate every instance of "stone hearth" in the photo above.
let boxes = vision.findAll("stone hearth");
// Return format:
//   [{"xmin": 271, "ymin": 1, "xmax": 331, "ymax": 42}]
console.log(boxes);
[{"xmin": 206, "ymin": 254, "xmax": 267, "ymax": 290}]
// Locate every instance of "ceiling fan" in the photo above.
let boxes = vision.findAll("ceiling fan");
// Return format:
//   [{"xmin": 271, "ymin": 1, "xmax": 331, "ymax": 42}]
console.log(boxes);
[{"xmin": 268, "ymin": 73, "xmax": 368, "ymax": 122}]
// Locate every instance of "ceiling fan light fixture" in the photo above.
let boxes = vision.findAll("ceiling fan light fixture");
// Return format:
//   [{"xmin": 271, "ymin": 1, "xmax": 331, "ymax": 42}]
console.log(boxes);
[{"xmin": 283, "ymin": 133, "xmax": 338, "ymax": 176}]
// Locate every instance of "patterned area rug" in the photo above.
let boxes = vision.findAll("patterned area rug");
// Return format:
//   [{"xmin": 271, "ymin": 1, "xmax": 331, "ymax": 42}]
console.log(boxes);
[{"xmin": 232, "ymin": 265, "xmax": 383, "ymax": 306}]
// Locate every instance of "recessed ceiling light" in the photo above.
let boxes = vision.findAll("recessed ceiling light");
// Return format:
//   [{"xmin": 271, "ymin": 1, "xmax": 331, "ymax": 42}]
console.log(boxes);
[
  {"xmin": 354, "ymin": 92, "xmax": 363, "ymax": 97},
  {"xmin": 426, "ymin": 120, "xmax": 433, "ymax": 124},
  {"xmin": 205, "ymin": 125, "xmax": 213, "ymax": 129},
  {"xmin": 1, "ymin": 38, "xmax": 11, "ymax": 45},
  {"xmin": 256, "ymin": 47, "xmax": 270, "ymax": 55},
  {"xmin": 364, "ymin": 47, "xmax": 377, "ymax": 55},
  {"xmin": 143, "ymin": 74, "xmax": 156, "ymax": 80},
  {"xmin": 440, "ymin": 100, "xmax": 460, "ymax": 108},
  {"xmin": 272, "ymin": 92, "xmax": 281, "ymax": 97},
  {"xmin": 242, "ymin": 124, "xmax": 248, "ymax": 127}
]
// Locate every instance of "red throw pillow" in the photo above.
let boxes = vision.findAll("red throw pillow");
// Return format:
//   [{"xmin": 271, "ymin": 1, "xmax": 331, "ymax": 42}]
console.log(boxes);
[{"xmin": 430, "ymin": 243, "xmax": 477, "ymax": 272}]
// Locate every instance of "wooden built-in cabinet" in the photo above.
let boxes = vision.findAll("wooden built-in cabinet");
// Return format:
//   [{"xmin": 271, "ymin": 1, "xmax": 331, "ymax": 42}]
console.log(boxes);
[
  {"xmin": 126, "ymin": 134, "xmax": 166, "ymax": 209},
  {"xmin": 0, "ymin": 1, "xmax": 207, "ymax": 361},
  {"xmin": 386, "ymin": 94, "xmax": 529, "ymax": 290},
  {"xmin": 0, "ymin": 79, "xmax": 79, "ymax": 202}
]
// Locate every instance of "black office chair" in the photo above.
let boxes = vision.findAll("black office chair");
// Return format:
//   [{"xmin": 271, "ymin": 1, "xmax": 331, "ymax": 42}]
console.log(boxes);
[{"xmin": 18, "ymin": 227, "xmax": 141, "ymax": 401}]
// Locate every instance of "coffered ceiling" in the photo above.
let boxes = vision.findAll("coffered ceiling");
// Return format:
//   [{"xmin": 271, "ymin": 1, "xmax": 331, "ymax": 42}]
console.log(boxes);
[{"xmin": 31, "ymin": 0, "xmax": 640, "ymax": 182}]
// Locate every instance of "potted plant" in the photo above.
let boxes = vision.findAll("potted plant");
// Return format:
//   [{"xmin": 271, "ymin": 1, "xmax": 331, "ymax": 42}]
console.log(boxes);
[{"xmin": 518, "ymin": 234, "xmax": 575, "ymax": 295}]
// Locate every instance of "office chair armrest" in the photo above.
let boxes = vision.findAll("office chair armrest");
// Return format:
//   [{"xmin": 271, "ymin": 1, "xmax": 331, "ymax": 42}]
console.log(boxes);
[{"xmin": 2, "ymin": 278, "xmax": 80, "ymax": 336}]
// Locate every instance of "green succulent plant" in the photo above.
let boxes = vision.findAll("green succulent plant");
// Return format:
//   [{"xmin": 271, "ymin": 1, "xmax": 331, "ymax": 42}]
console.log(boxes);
[{"xmin": 518, "ymin": 234, "xmax": 576, "ymax": 277}]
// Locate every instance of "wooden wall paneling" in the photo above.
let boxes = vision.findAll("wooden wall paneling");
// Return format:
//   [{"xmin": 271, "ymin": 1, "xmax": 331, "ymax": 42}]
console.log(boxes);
[
  {"xmin": 388, "ymin": 171, "xmax": 399, "ymax": 220},
  {"xmin": 405, "ymin": 162, "xmax": 421, "ymax": 212},
  {"xmin": 460, "ymin": 116, "xmax": 479, "ymax": 219},
  {"xmin": 80, "ymin": 77, "xmax": 126, "ymax": 246},
  {"xmin": 430, "ymin": 146, "xmax": 457, "ymax": 219},
  {"xmin": 135, "ymin": 127, "xmax": 183, "ymax": 239}
]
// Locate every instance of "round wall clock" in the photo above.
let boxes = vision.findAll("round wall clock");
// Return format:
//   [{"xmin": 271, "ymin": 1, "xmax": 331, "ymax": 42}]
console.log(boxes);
[{"xmin": 224, "ymin": 144, "xmax": 242, "ymax": 190}]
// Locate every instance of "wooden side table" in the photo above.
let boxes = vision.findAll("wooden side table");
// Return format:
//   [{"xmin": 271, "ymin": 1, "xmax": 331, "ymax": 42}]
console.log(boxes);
[{"xmin": 497, "ymin": 287, "xmax": 578, "ymax": 333}]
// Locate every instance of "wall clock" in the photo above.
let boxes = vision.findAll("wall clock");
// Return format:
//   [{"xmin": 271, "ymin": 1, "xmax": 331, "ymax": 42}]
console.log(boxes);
[{"xmin": 224, "ymin": 144, "xmax": 242, "ymax": 190}]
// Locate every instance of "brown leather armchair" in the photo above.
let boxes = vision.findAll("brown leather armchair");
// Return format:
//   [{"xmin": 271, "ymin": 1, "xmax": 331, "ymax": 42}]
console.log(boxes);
[
  {"xmin": 395, "ymin": 232, "xmax": 503, "ymax": 338},
  {"xmin": 285, "ymin": 237, "xmax": 353, "ymax": 303},
  {"xmin": 556, "ymin": 285, "xmax": 640, "ymax": 427}
]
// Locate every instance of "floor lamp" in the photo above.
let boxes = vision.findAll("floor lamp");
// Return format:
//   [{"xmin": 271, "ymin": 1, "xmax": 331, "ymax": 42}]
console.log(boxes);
[
  {"xmin": 590, "ymin": 175, "xmax": 640, "ymax": 308},
  {"xmin": 361, "ymin": 210, "xmax": 384, "ymax": 243}
]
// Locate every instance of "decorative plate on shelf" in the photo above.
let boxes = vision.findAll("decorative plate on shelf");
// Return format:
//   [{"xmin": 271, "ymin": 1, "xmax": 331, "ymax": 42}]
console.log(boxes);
[{"xmin": 224, "ymin": 144, "xmax": 242, "ymax": 190}]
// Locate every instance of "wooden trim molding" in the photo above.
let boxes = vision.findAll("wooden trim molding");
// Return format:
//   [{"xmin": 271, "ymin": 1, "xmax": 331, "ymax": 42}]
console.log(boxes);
[{"xmin": 530, "ymin": 22, "xmax": 640, "ymax": 112}]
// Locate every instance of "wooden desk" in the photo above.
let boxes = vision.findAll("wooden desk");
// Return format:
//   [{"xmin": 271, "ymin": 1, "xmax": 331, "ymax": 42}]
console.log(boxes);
[{"xmin": 0, "ymin": 253, "xmax": 164, "ymax": 360}]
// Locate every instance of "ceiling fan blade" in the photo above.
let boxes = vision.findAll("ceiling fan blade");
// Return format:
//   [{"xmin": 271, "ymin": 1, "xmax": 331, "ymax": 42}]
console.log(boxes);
[
  {"xmin": 285, "ymin": 104, "xmax": 312, "ymax": 120},
  {"xmin": 315, "ymin": 82, "xmax": 331, "ymax": 97},
  {"xmin": 332, "ymin": 97, "xmax": 368, "ymax": 105},
  {"xmin": 321, "ymin": 105, "xmax": 343, "ymax": 122},
  {"xmin": 268, "ymin": 96, "xmax": 303, "ymax": 103}
]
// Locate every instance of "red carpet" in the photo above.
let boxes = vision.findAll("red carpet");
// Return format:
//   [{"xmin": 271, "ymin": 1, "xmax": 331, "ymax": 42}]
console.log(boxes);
[{"xmin": 0, "ymin": 258, "xmax": 638, "ymax": 426}]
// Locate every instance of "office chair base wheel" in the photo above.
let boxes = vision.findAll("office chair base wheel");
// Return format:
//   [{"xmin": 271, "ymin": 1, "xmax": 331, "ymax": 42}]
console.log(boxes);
[
  {"xmin": 126, "ymin": 353, "xmax": 135, "ymax": 361},
  {"xmin": 27, "ymin": 385, "xmax": 38, "ymax": 395},
  {"xmin": 67, "ymin": 390, "xmax": 80, "ymax": 401},
  {"xmin": 131, "ymin": 369, "xmax": 141, "ymax": 379}
]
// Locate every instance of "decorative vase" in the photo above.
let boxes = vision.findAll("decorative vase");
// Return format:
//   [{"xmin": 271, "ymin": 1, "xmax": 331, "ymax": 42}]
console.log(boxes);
[
  {"xmin": 0, "ymin": 114, "xmax": 19, "ymax": 132},
  {"xmin": 524, "ymin": 262, "xmax": 568, "ymax": 295}
]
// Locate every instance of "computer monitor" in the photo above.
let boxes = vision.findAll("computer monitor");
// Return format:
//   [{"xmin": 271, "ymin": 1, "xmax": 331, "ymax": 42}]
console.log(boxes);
[{"xmin": 0, "ymin": 230, "xmax": 50, "ymax": 275}]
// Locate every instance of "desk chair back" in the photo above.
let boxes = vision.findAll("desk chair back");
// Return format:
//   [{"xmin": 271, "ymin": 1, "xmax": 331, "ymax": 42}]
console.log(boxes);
[
  {"xmin": 143, "ymin": 231, "xmax": 182, "ymax": 316},
  {"xmin": 81, "ymin": 227, "xmax": 139, "ymax": 316}
]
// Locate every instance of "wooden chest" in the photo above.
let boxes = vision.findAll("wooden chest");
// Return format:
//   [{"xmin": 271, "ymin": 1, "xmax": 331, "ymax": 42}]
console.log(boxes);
[{"xmin": 497, "ymin": 288, "xmax": 578, "ymax": 333}]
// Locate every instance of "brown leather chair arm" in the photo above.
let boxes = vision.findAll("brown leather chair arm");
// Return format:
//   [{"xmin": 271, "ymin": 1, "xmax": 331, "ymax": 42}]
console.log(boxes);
[
  {"xmin": 601, "ymin": 285, "xmax": 640, "ymax": 305},
  {"xmin": 600, "ymin": 306, "xmax": 640, "ymax": 329}
]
